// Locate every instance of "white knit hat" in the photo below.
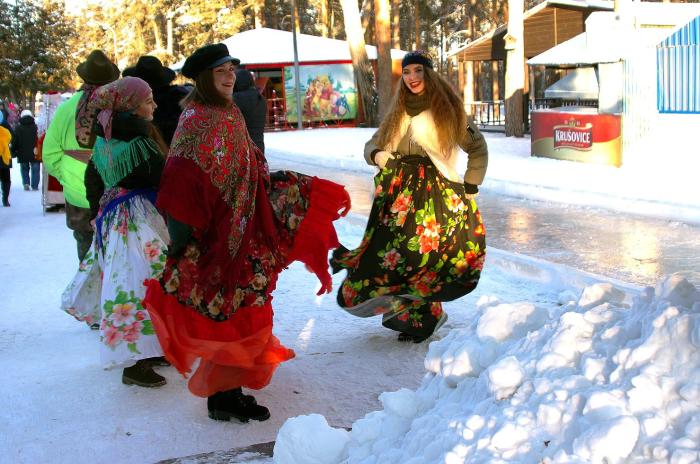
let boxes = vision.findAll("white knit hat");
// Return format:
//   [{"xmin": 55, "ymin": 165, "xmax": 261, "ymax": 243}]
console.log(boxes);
[{"xmin": 20, "ymin": 109, "xmax": 33, "ymax": 118}]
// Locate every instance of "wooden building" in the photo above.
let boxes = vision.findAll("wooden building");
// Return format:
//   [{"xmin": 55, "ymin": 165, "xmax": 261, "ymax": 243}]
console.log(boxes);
[{"xmin": 447, "ymin": 0, "xmax": 614, "ymax": 126}]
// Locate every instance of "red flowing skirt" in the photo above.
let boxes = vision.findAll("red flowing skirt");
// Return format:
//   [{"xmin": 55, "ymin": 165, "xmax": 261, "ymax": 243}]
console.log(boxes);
[{"xmin": 143, "ymin": 177, "xmax": 349, "ymax": 397}]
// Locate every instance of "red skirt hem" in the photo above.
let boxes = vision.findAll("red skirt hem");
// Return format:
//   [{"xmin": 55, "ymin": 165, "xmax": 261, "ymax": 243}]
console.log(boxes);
[
  {"xmin": 141, "ymin": 177, "xmax": 349, "ymax": 397},
  {"xmin": 143, "ymin": 280, "xmax": 295, "ymax": 397}
]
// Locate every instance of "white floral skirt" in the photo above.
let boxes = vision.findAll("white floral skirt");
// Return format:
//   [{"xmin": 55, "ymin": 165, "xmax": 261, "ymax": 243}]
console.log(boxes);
[{"xmin": 62, "ymin": 188, "xmax": 169, "ymax": 369}]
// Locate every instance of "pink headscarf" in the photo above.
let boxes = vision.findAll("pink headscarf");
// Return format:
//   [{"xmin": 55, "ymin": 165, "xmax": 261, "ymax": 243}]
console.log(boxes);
[{"xmin": 88, "ymin": 76, "xmax": 152, "ymax": 141}]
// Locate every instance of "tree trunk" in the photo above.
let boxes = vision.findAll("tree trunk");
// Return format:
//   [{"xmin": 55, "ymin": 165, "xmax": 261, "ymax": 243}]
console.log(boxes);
[
  {"xmin": 504, "ymin": 0, "xmax": 524, "ymax": 137},
  {"xmin": 391, "ymin": 0, "xmax": 400, "ymax": 48},
  {"xmin": 374, "ymin": 0, "xmax": 392, "ymax": 121},
  {"xmin": 330, "ymin": 6, "xmax": 335, "ymax": 38},
  {"xmin": 294, "ymin": 0, "xmax": 301, "ymax": 33},
  {"xmin": 254, "ymin": 0, "xmax": 264, "ymax": 29},
  {"xmin": 320, "ymin": 0, "xmax": 329, "ymax": 37},
  {"xmin": 151, "ymin": 20, "xmax": 162, "ymax": 51},
  {"xmin": 339, "ymin": 0, "xmax": 378, "ymax": 126},
  {"xmin": 492, "ymin": 61, "xmax": 500, "ymax": 100},
  {"xmin": 361, "ymin": 0, "xmax": 374, "ymax": 45},
  {"xmin": 414, "ymin": 0, "xmax": 421, "ymax": 49}
]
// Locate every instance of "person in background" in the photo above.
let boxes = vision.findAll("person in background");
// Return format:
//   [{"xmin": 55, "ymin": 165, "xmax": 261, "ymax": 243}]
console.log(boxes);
[
  {"xmin": 122, "ymin": 56, "xmax": 189, "ymax": 146},
  {"xmin": 61, "ymin": 77, "xmax": 169, "ymax": 387},
  {"xmin": 143, "ymin": 43, "xmax": 350, "ymax": 423},
  {"xmin": 331, "ymin": 50, "xmax": 489, "ymax": 343},
  {"xmin": 0, "ymin": 102, "xmax": 9, "ymax": 124},
  {"xmin": 233, "ymin": 68, "xmax": 267, "ymax": 153},
  {"xmin": 12, "ymin": 110, "xmax": 40, "ymax": 191},
  {"xmin": 7, "ymin": 103, "xmax": 20, "ymax": 130},
  {"xmin": 0, "ymin": 112, "xmax": 12, "ymax": 207},
  {"xmin": 43, "ymin": 50, "xmax": 120, "ymax": 261}
]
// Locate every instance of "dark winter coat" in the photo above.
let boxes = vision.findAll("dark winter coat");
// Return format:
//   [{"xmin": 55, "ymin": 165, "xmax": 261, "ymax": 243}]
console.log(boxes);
[
  {"xmin": 152, "ymin": 85, "xmax": 189, "ymax": 147},
  {"xmin": 84, "ymin": 112, "xmax": 165, "ymax": 219},
  {"xmin": 11, "ymin": 115, "xmax": 39, "ymax": 164},
  {"xmin": 233, "ymin": 70, "xmax": 267, "ymax": 153}
]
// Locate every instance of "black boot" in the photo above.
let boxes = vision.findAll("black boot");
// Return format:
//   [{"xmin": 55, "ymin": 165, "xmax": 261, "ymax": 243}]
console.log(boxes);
[
  {"xmin": 145, "ymin": 356, "xmax": 170, "ymax": 367},
  {"xmin": 122, "ymin": 359, "xmax": 167, "ymax": 387},
  {"xmin": 207, "ymin": 388, "xmax": 270, "ymax": 422}
]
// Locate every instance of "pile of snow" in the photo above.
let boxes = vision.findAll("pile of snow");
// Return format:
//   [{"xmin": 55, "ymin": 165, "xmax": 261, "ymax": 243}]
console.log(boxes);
[{"xmin": 274, "ymin": 275, "xmax": 700, "ymax": 463}]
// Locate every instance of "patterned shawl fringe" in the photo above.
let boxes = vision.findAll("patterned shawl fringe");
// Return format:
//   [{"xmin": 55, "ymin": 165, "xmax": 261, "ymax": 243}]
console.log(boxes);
[{"xmin": 92, "ymin": 136, "xmax": 161, "ymax": 188}]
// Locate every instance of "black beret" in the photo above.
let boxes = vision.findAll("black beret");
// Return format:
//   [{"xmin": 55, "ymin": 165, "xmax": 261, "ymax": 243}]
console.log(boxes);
[
  {"xmin": 401, "ymin": 50, "xmax": 433, "ymax": 70},
  {"xmin": 181, "ymin": 43, "xmax": 241, "ymax": 80}
]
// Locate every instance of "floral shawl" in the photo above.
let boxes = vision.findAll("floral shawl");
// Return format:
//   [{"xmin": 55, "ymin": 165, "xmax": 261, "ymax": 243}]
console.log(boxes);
[
  {"xmin": 75, "ymin": 84, "xmax": 100, "ymax": 148},
  {"xmin": 157, "ymin": 101, "xmax": 280, "ymax": 285}
]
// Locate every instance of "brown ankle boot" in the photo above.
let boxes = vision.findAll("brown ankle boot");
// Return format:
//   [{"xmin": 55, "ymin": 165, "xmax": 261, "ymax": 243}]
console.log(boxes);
[{"xmin": 122, "ymin": 360, "xmax": 167, "ymax": 387}]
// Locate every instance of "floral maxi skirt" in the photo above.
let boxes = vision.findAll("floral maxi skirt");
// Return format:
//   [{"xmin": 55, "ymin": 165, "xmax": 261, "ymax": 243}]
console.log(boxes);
[
  {"xmin": 61, "ymin": 188, "xmax": 169, "ymax": 369},
  {"xmin": 331, "ymin": 155, "xmax": 486, "ymax": 339},
  {"xmin": 143, "ymin": 173, "xmax": 350, "ymax": 397}
]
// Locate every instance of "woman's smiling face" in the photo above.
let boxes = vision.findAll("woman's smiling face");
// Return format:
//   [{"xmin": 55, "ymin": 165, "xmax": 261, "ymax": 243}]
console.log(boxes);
[
  {"xmin": 133, "ymin": 91, "xmax": 157, "ymax": 121},
  {"xmin": 212, "ymin": 61, "xmax": 236, "ymax": 101},
  {"xmin": 403, "ymin": 64, "xmax": 425, "ymax": 95}
]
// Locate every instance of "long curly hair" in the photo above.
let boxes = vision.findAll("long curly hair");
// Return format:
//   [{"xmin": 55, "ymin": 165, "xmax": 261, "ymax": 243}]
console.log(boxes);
[{"xmin": 375, "ymin": 66, "xmax": 466, "ymax": 159}]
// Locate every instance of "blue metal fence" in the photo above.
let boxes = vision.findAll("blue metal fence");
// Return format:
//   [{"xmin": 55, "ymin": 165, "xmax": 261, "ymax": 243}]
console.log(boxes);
[{"xmin": 657, "ymin": 16, "xmax": 700, "ymax": 113}]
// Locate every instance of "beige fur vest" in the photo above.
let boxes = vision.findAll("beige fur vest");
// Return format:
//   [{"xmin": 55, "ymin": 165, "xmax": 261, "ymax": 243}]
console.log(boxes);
[{"xmin": 383, "ymin": 110, "xmax": 468, "ymax": 183}]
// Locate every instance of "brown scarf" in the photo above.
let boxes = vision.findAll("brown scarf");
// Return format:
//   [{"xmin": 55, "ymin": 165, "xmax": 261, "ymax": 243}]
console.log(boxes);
[{"xmin": 404, "ymin": 91, "xmax": 430, "ymax": 117}]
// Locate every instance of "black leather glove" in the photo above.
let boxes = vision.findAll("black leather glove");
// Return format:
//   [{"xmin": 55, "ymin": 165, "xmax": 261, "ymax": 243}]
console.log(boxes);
[{"xmin": 464, "ymin": 183, "xmax": 479, "ymax": 195}]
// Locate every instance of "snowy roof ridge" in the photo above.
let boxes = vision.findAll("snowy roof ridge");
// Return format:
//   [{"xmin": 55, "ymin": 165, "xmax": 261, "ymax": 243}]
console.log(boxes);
[{"xmin": 171, "ymin": 27, "xmax": 407, "ymax": 71}]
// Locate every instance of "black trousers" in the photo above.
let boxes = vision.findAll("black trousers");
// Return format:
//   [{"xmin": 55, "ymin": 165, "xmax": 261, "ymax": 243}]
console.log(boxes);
[{"xmin": 0, "ymin": 168, "xmax": 10, "ymax": 205}]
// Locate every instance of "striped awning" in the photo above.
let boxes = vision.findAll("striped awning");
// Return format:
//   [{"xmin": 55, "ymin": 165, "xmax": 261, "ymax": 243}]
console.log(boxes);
[{"xmin": 657, "ymin": 16, "xmax": 700, "ymax": 113}]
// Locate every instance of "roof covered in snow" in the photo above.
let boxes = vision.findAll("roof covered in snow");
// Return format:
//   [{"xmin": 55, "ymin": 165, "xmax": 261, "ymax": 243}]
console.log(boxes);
[
  {"xmin": 171, "ymin": 28, "xmax": 407, "ymax": 71},
  {"xmin": 528, "ymin": 4, "xmax": 700, "ymax": 66}
]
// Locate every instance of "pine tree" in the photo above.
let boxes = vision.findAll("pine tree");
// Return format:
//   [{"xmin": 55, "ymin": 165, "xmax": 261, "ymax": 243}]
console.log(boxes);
[{"xmin": 0, "ymin": 0, "xmax": 76, "ymax": 104}]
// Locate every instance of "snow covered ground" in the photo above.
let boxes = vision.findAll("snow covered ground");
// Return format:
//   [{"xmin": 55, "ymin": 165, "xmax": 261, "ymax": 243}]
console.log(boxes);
[
  {"xmin": 0, "ymin": 169, "xmax": 578, "ymax": 464},
  {"xmin": 2, "ymin": 127, "xmax": 699, "ymax": 464}
]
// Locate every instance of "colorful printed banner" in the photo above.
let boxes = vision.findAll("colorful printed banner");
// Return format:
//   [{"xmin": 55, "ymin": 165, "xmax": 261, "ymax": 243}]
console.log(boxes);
[{"xmin": 284, "ymin": 64, "xmax": 358, "ymax": 123}]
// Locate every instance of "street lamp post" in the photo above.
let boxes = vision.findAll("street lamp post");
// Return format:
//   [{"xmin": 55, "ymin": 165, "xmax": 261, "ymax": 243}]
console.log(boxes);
[
  {"xmin": 87, "ymin": 20, "xmax": 118, "ymax": 64},
  {"xmin": 291, "ymin": 0, "xmax": 303, "ymax": 129}
]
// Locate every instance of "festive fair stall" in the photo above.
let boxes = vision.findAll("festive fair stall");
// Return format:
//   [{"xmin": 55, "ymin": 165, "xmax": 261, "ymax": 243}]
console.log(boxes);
[
  {"xmin": 172, "ymin": 28, "xmax": 406, "ymax": 128},
  {"xmin": 528, "ymin": 3, "xmax": 700, "ymax": 167}
]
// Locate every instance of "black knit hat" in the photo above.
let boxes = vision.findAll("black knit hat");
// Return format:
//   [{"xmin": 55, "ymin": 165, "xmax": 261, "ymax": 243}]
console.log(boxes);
[
  {"xmin": 76, "ymin": 50, "xmax": 120, "ymax": 85},
  {"xmin": 401, "ymin": 50, "xmax": 433, "ymax": 69},
  {"xmin": 123, "ymin": 56, "xmax": 176, "ymax": 89},
  {"xmin": 181, "ymin": 43, "xmax": 240, "ymax": 80}
]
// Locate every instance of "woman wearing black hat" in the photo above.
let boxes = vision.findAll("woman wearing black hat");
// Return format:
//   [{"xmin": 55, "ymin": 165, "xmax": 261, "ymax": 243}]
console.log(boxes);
[
  {"xmin": 122, "ymin": 56, "xmax": 190, "ymax": 146},
  {"xmin": 143, "ymin": 43, "xmax": 350, "ymax": 422},
  {"xmin": 331, "ymin": 50, "xmax": 489, "ymax": 343}
]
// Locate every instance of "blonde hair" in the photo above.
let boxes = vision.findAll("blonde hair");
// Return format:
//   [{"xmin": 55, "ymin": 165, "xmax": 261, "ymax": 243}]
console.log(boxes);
[{"xmin": 375, "ymin": 67, "xmax": 466, "ymax": 159}]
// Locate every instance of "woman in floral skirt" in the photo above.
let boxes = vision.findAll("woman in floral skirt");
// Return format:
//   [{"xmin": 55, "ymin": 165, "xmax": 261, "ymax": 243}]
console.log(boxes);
[
  {"xmin": 142, "ymin": 44, "xmax": 350, "ymax": 422},
  {"xmin": 62, "ymin": 77, "xmax": 170, "ymax": 387},
  {"xmin": 331, "ymin": 50, "xmax": 488, "ymax": 343}
]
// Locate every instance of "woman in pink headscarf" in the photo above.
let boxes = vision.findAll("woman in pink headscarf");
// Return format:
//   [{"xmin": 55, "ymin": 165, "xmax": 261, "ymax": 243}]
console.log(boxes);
[{"xmin": 61, "ymin": 77, "xmax": 171, "ymax": 388}]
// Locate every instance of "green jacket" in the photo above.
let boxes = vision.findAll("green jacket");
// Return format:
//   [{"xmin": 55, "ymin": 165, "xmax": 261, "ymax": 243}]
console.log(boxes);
[{"xmin": 43, "ymin": 92, "xmax": 91, "ymax": 208}]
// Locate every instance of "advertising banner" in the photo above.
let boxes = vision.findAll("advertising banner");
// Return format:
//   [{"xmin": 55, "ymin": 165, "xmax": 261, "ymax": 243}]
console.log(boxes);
[
  {"xmin": 531, "ymin": 110, "xmax": 622, "ymax": 166},
  {"xmin": 284, "ymin": 64, "xmax": 358, "ymax": 123}
]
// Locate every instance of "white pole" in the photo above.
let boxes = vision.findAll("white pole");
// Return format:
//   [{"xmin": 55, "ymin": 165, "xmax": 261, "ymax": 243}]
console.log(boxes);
[{"xmin": 291, "ymin": 0, "xmax": 303, "ymax": 129}]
